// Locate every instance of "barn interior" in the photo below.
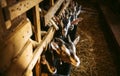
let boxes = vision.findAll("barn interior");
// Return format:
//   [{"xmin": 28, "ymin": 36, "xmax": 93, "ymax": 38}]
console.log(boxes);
[{"xmin": 0, "ymin": 0, "xmax": 120, "ymax": 76}]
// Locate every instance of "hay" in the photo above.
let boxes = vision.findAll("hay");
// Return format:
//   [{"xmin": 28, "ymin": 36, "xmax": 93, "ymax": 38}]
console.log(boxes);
[{"xmin": 71, "ymin": 3, "xmax": 117, "ymax": 76}]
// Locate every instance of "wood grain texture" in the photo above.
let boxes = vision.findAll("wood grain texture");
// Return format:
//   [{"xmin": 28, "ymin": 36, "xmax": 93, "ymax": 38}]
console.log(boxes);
[
  {"xmin": 8, "ymin": 0, "xmax": 43, "ymax": 20},
  {"xmin": 0, "ymin": 19, "xmax": 32, "ymax": 73},
  {"xmin": 5, "ymin": 40, "xmax": 33, "ymax": 76}
]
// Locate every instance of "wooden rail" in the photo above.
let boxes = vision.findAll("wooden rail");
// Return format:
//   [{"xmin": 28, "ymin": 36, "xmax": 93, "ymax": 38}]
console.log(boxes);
[
  {"xmin": 23, "ymin": 27, "xmax": 55, "ymax": 76},
  {"xmin": 44, "ymin": 0, "xmax": 64, "ymax": 25},
  {"xmin": 59, "ymin": 0, "xmax": 71, "ymax": 15}
]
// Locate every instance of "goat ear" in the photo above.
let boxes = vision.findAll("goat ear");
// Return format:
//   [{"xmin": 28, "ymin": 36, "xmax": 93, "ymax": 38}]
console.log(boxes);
[
  {"xmin": 73, "ymin": 36, "xmax": 80, "ymax": 45},
  {"xmin": 51, "ymin": 42, "xmax": 59, "ymax": 51},
  {"xmin": 71, "ymin": 17, "xmax": 83, "ymax": 25},
  {"xmin": 55, "ymin": 38, "xmax": 65, "ymax": 44}
]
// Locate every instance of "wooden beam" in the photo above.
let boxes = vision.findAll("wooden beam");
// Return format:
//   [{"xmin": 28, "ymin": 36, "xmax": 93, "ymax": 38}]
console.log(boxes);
[
  {"xmin": 23, "ymin": 27, "xmax": 55, "ymax": 76},
  {"xmin": 44, "ymin": 0, "xmax": 64, "ymax": 25},
  {"xmin": 8, "ymin": 0, "xmax": 43, "ymax": 20},
  {"xmin": 33, "ymin": 4, "xmax": 41, "ymax": 76},
  {"xmin": 33, "ymin": 5, "xmax": 41, "ymax": 42},
  {"xmin": 3, "ymin": 19, "xmax": 32, "ymax": 43}
]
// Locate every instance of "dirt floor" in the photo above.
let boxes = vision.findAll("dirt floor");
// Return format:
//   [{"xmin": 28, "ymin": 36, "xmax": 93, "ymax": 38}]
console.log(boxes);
[{"xmin": 71, "ymin": 1, "xmax": 118, "ymax": 76}]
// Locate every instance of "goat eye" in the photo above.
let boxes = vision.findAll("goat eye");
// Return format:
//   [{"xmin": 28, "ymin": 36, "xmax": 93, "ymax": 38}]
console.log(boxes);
[
  {"xmin": 62, "ymin": 51, "xmax": 66, "ymax": 56},
  {"xmin": 69, "ymin": 25, "xmax": 74, "ymax": 30}
]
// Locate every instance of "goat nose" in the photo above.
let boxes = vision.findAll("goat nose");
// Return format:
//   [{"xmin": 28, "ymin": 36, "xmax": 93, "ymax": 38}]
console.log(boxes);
[
  {"xmin": 74, "ymin": 55, "xmax": 80, "ymax": 67},
  {"xmin": 70, "ymin": 55, "xmax": 80, "ymax": 67},
  {"xmin": 75, "ymin": 58, "xmax": 80, "ymax": 67}
]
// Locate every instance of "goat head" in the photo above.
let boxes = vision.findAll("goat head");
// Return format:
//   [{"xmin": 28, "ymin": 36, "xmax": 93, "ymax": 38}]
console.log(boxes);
[{"xmin": 51, "ymin": 35, "xmax": 80, "ymax": 67}]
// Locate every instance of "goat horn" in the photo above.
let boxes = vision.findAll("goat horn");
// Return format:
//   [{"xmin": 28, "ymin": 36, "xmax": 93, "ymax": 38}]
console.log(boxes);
[{"xmin": 68, "ymin": 35, "xmax": 72, "ymax": 43}]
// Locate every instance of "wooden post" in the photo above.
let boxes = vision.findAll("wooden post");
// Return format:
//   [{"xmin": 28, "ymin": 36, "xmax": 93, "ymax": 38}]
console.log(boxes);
[
  {"xmin": 33, "ymin": 4, "xmax": 41, "ymax": 76},
  {"xmin": 33, "ymin": 5, "xmax": 41, "ymax": 42},
  {"xmin": 50, "ymin": 0, "xmax": 54, "ymax": 6}
]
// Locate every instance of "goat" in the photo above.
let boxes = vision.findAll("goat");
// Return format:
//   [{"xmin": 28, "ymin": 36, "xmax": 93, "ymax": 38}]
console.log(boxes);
[
  {"xmin": 49, "ymin": 35, "xmax": 80, "ymax": 76},
  {"xmin": 51, "ymin": 35, "xmax": 80, "ymax": 67},
  {"xmin": 60, "ymin": 8, "xmax": 82, "ymax": 40}
]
